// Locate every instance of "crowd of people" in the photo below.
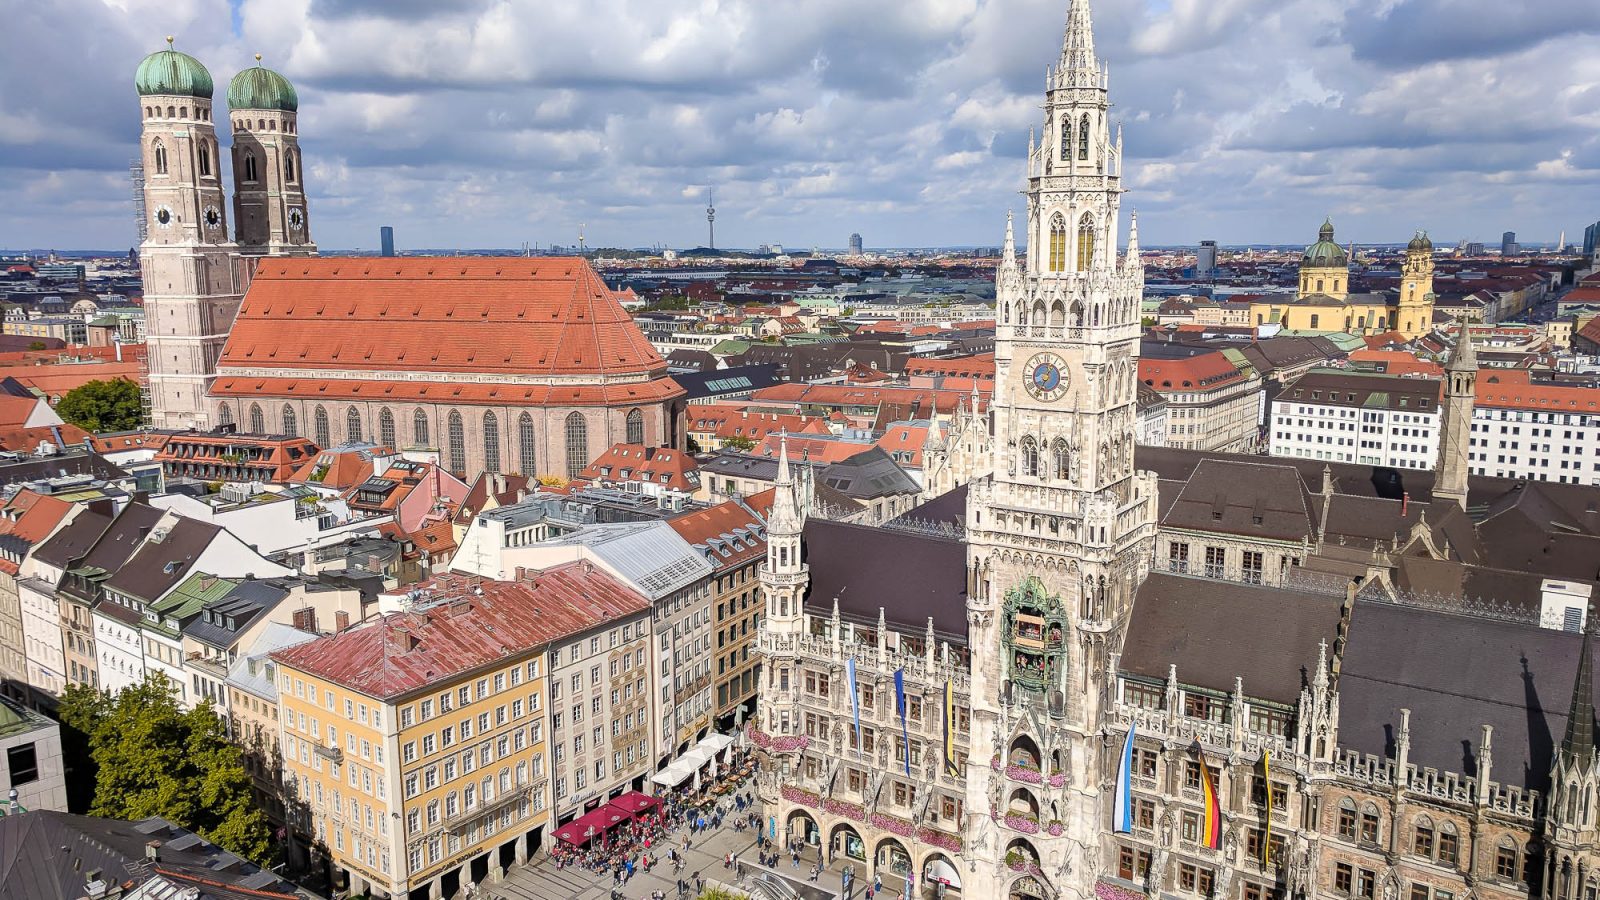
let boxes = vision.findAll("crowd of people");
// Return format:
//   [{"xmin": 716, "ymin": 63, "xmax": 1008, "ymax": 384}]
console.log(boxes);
[{"xmin": 544, "ymin": 749, "xmax": 760, "ymax": 898}]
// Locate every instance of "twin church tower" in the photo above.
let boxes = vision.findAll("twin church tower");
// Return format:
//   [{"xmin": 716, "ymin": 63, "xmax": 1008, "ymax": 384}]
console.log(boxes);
[{"xmin": 135, "ymin": 40, "xmax": 316, "ymax": 429}]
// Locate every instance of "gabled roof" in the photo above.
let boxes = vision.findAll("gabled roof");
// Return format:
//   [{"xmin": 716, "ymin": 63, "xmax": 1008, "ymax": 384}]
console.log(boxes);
[
  {"xmin": 104, "ymin": 516, "xmax": 224, "ymax": 604},
  {"xmin": 1161, "ymin": 458, "xmax": 1313, "ymax": 543},
  {"xmin": 272, "ymin": 564, "xmax": 651, "ymax": 699},
  {"xmin": 581, "ymin": 443, "xmax": 699, "ymax": 492},
  {"xmin": 1121, "ymin": 571, "xmax": 1345, "ymax": 704},
  {"xmin": 802, "ymin": 518, "xmax": 967, "ymax": 642},
  {"xmin": 666, "ymin": 498, "xmax": 768, "ymax": 571},
  {"xmin": 219, "ymin": 257, "xmax": 671, "ymax": 380}
]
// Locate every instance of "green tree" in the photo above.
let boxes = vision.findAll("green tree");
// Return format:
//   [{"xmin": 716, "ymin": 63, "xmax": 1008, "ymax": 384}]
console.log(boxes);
[
  {"xmin": 55, "ymin": 378, "xmax": 143, "ymax": 433},
  {"xmin": 723, "ymin": 434, "xmax": 756, "ymax": 451},
  {"xmin": 26, "ymin": 341, "xmax": 46, "ymax": 351},
  {"xmin": 58, "ymin": 674, "xmax": 276, "ymax": 866}
]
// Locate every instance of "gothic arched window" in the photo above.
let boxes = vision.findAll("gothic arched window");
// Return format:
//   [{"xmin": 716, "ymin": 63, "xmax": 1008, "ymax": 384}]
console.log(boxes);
[
  {"xmin": 243, "ymin": 151, "xmax": 257, "ymax": 183},
  {"xmin": 413, "ymin": 408, "xmax": 430, "ymax": 447},
  {"xmin": 1078, "ymin": 114, "xmax": 1090, "ymax": 161},
  {"xmin": 518, "ymin": 412, "xmax": 537, "ymax": 475},
  {"xmin": 1048, "ymin": 214, "xmax": 1067, "ymax": 273},
  {"xmin": 625, "ymin": 408, "xmax": 644, "ymax": 445},
  {"xmin": 285, "ymin": 150, "xmax": 296, "ymax": 183},
  {"xmin": 346, "ymin": 407, "xmax": 362, "ymax": 443},
  {"xmin": 281, "ymin": 405, "xmax": 297, "ymax": 437},
  {"xmin": 248, "ymin": 403, "xmax": 264, "ymax": 433},
  {"xmin": 198, "ymin": 142, "xmax": 211, "ymax": 177},
  {"xmin": 1077, "ymin": 213, "xmax": 1095, "ymax": 272},
  {"xmin": 313, "ymin": 406, "xmax": 330, "ymax": 447},
  {"xmin": 152, "ymin": 140, "xmax": 168, "ymax": 175},
  {"xmin": 1020, "ymin": 436, "xmax": 1039, "ymax": 477},
  {"xmin": 483, "ymin": 411, "xmax": 501, "ymax": 474},
  {"xmin": 218, "ymin": 405, "xmax": 234, "ymax": 427},
  {"xmin": 564, "ymin": 412, "xmax": 589, "ymax": 479},
  {"xmin": 378, "ymin": 408, "xmax": 396, "ymax": 448},
  {"xmin": 1060, "ymin": 117, "xmax": 1071, "ymax": 161},
  {"xmin": 447, "ymin": 410, "xmax": 465, "ymax": 474},
  {"xmin": 1053, "ymin": 438, "xmax": 1071, "ymax": 480}
]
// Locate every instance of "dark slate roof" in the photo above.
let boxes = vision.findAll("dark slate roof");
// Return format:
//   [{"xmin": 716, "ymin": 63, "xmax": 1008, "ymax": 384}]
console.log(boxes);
[
  {"xmin": 104, "ymin": 516, "xmax": 223, "ymax": 602},
  {"xmin": 892, "ymin": 484, "xmax": 967, "ymax": 529},
  {"xmin": 801, "ymin": 518, "xmax": 967, "ymax": 643},
  {"xmin": 1137, "ymin": 444, "xmax": 1434, "ymax": 502},
  {"xmin": 1120, "ymin": 572, "xmax": 1347, "ymax": 704},
  {"xmin": 30, "ymin": 506, "xmax": 113, "ymax": 568},
  {"xmin": 1338, "ymin": 600, "xmax": 1599, "ymax": 793},
  {"xmin": 1160, "ymin": 458, "xmax": 1314, "ymax": 543},
  {"xmin": 673, "ymin": 363, "xmax": 782, "ymax": 399},
  {"xmin": 0, "ymin": 811, "xmax": 306, "ymax": 900},
  {"xmin": 181, "ymin": 578, "xmax": 294, "ymax": 648},
  {"xmin": 819, "ymin": 446, "xmax": 920, "ymax": 500},
  {"xmin": 0, "ymin": 449, "xmax": 126, "ymax": 492}
]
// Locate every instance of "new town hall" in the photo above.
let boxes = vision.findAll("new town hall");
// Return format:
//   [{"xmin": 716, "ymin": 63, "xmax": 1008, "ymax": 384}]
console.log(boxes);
[{"xmin": 752, "ymin": 4, "xmax": 1600, "ymax": 900}]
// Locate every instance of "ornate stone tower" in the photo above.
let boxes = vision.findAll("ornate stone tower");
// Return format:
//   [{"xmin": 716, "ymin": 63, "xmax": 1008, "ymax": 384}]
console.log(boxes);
[
  {"xmin": 963, "ymin": 0, "xmax": 1159, "ymax": 894},
  {"xmin": 1435, "ymin": 329, "xmax": 1476, "ymax": 509},
  {"xmin": 136, "ymin": 38, "xmax": 243, "ymax": 430},
  {"xmin": 1397, "ymin": 231, "xmax": 1435, "ymax": 339},
  {"xmin": 228, "ymin": 57, "xmax": 315, "ymax": 257},
  {"xmin": 761, "ymin": 436, "xmax": 811, "ymax": 644},
  {"xmin": 1544, "ymin": 616, "xmax": 1599, "ymax": 900},
  {"xmin": 1298, "ymin": 218, "xmax": 1350, "ymax": 300}
]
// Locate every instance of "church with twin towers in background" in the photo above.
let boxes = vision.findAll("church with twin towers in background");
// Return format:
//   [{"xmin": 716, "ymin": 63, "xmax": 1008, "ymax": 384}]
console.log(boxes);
[{"xmin": 753, "ymin": 3, "xmax": 1600, "ymax": 900}]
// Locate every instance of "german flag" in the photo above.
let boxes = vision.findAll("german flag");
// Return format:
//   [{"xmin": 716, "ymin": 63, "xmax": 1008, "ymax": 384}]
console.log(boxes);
[{"xmin": 1195, "ymin": 742, "xmax": 1223, "ymax": 850}]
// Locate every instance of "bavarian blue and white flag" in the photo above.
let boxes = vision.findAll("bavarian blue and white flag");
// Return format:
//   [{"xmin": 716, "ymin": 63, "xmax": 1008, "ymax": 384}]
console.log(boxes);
[
  {"xmin": 1113, "ymin": 723, "xmax": 1137, "ymax": 833},
  {"xmin": 847, "ymin": 656, "xmax": 863, "ymax": 756}
]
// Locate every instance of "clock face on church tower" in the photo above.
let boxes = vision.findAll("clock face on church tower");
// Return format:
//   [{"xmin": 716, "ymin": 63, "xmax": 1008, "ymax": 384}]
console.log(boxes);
[
  {"xmin": 288, "ymin": 208, "xmax": 305, "ymax": 232},
  {"xmin": 1024, "ymin": 352, "xmax": 1070, "ymax": 402}
]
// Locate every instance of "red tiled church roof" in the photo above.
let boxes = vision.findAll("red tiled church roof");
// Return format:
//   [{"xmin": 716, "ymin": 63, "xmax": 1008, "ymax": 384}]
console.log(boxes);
[{"xmin": 219, "ymin": 257, "xmax": 673, "ymax": 381}]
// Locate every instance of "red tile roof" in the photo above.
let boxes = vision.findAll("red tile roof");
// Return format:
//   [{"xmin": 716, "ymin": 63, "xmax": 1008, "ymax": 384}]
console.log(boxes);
[
  {"xmin": 0, "ymin": 365, "xmax": 143, "ymax": 400},
  {"xmin": 220, "ymin": 257, "xmax": 672, "ymax": 380},
  {"xmin": 666, "ymin": 498, "xmax": 768, "ymax": 571},
  {"xmin": 88, "ymin": 431, "xmax": 171, "ymax": 453},
  {"xmin": 0, "ymin": 489, "xmax": 75, "ymax": 572},
  {"xmin": 1476, "ymin": 369, "xmax": 1600, "ymax": 412},
  {"xmin": 581, "ymin": 443, "xmax": 699, "ymax": 492},
  {"xmin": 271, "ymin": 563, "xmax": 650, "ymax": 699},
  {"xmin": 1139, "ymin": 352, "xmax": 1248, "ymax": 392},
  {"xmin": 751, "ymin": 383, "xmax": 986, "ymax": 416},
  {"xmin": 753, "ymin": 434, "xmax": 872, "ymax": 465},
  {"xmin": 0, "ymin": 422, "xmax": 91, "ymax": 453},
  {"xmin": 904, "ymin": 354, "xmax": 995, "ymax": 380},
  {"xmin": 156, "ymin": 433, "xmax": 320, "ymax": 482},
  {"xmin": 1346, "ymin": 350, "xmax": 1444, "ymax": 377},
  {"xmin": 875, "ymin": 423, "xmax": 931, "ymax": 468},
  {"xmin": 686, "ymin": 405, "xmax": 829, "ymax": 443}
]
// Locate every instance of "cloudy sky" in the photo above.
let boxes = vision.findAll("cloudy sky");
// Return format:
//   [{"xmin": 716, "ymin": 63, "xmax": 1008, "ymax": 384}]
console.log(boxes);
[{"xmin": 2, "ymin": 0, "xmax": 1597, "ymax": 252}]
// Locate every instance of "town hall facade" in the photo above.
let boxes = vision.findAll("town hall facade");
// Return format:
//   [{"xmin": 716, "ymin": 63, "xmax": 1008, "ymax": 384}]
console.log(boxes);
[{"xmin": 752, "ymin": 4, "xmax": 1600, "ymax": 900}]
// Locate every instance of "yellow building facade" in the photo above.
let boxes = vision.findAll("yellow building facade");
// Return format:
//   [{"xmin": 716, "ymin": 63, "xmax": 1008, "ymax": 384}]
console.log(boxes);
[
  {"xmin": 1251, "ymin": 221, "xmax": 1435, "ymax": 339},
  {"xmin": 272, "ymin": 566, "xmax": 650, "ymax": 899}
]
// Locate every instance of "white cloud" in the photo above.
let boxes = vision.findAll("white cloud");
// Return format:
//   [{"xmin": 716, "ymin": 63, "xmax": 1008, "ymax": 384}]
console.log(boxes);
[{"xmin": 0, "ymin": 0, "xmax": 1595, "ymax": 250}]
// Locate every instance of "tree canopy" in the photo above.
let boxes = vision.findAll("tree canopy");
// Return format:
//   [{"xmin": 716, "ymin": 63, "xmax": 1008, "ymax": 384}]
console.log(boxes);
[
  {"xmin": 54, "ymin": 378, "xmax": 143, "ymax": 433},
  {"xmin": 59, "ymin": 675, "xmax": 275, "ymax": 866}
]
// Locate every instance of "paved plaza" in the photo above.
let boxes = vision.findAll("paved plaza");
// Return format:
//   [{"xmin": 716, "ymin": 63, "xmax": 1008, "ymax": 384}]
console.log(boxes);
[{"xmin": 481, "ymin": 799, "xmax": 923, "ymax": 900}]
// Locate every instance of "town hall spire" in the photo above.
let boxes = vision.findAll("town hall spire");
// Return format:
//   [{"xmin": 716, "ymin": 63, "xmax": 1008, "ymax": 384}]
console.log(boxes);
[{"xmin": 1059, "ymin": 0, "xmax": 1099, "ymax": 86}]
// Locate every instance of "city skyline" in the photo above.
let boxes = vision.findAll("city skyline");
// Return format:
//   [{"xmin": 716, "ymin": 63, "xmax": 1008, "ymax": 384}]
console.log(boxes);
[{"xmin": 2, "ymin": 0, "xmax": 1597, "ymax": 251}]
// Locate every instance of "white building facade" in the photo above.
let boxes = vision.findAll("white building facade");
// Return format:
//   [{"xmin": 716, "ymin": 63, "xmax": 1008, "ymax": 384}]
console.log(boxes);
[{"xmin": 1268, "ymin": 370, "xmax": 1441, "ymax": 469}]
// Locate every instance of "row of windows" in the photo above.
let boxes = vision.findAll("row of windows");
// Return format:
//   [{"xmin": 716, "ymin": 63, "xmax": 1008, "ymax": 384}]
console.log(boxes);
[{"xmin": 240, "ymin": 403, "xmax": 644, "ymax": 478}]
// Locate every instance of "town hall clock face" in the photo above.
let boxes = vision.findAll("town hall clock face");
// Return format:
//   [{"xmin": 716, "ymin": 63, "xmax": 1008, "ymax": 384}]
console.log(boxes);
[{"xmin": 1024, "ymin": 352, "xmax": 1070, "ymax": 402}]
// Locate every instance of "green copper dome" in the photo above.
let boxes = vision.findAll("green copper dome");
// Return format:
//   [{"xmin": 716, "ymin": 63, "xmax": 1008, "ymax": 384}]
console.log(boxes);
[
  {"xmin": 1407, "ymin": 231, "xmax": 1432, "ymax": 252},
  {"xmin": 1302, "ymin": 217, "xmax": 1348, "ymax": 267},
  {"xmin": 135, "ymin": 40, "xmax": 214, "ymax": 98},
  {"xmin": 228, "ymin": 59, "xmax": 298, "ymax": 112}
]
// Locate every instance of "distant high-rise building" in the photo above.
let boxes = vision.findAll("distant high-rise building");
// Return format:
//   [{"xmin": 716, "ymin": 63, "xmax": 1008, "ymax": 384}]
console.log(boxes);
[
  {"xmin": 1501, "ymin": 231, "xmax": 1518, "ymax": 256},
  {"xmin": 1196, "ymin": 239, "xmax": 1217, "ymax": 275},
  {"xmin": 848, "ymin": 232, "xmax": 863, "ymax": 255},
  {"xmin": 380, "ymin": 225, "xmax": 395, "ymax": 257},
  {"xmin": 1465, "ymin": 242, "xmax": 1486, "ymax": 256},
  {"xmin": 1583, "ymin": 221, "xmax": 1600, "ymax": 258}
]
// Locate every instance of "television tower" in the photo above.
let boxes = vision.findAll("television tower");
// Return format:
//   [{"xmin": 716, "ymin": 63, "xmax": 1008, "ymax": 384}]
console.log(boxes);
[{"xmin": 706, "ymin": 188, "xmax": 716, "ymax": 250}]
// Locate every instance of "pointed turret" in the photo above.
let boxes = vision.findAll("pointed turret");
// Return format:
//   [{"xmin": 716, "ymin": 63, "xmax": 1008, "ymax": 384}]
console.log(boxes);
[
  {"xmin": 1561, "ymin": 615, "xmax": 1597, "ymax": 772},
  {"xmin": 1124, "ymin": 210, "xmax": 1139, "ymax": 268},
  {"xmin": 1435, "ymin": 328, "xmax": 1477, "ymax": 509},
  {"xmin": 1002, "ymin": 210, "xmax": 1017, "ymax": 269},
  {"xmin": 1059, "ymin": 0, "xmax": 1098, "ymax": 86},
  {"xmin": 1448, "ymin": 327, "xmax": 1477, "ymax": 372},
  {"xmin": 769, "ymin": 431, "xmax": 801, "ymax": 534}
]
